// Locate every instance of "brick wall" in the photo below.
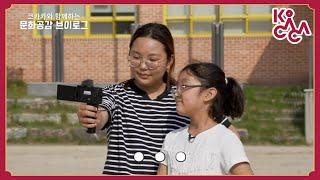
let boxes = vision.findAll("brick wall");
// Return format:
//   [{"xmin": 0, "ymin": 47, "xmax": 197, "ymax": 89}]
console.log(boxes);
[
  {"xmin": 6, "ymin": 5, "xmax": 45, "ymax": 82},
  {"xmin": 6, "ymin": 5, "xmax": 313, "ymax": 86},
  {"xmin": 224, "ymin": 36, "xmax": 310, "ymax": 85},
  {"xmin": 138, "ymin": 5, "xmax": 163, "ymax": 24}
]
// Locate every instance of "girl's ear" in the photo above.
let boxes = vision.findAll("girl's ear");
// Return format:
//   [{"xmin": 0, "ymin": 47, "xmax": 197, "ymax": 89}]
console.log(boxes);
[{"xmin": 203, "ymin": 87, "xmax": 217, "ymax": 102}]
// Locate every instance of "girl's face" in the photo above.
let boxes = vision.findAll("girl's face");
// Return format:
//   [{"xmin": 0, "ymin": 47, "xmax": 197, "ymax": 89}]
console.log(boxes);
[
  {"xmin": 129, "ymin": 37, "xmax": 172, "ymax": 88},
  {"xmin": 174, "ymin": 70, "xmax": 206, "ymax": 117}
]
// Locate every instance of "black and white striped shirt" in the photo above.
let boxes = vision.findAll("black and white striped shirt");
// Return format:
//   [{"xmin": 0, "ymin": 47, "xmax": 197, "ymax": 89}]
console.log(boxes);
[{"xmin": 100, "ymin": 79, "xmax": 190, "ymax": 175}]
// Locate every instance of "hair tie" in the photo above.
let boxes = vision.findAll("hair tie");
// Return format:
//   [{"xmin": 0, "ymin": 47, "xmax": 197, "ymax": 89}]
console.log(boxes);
[{"xmin": 225, "ymin": 77, "xmax": 228, "ymax": 84}]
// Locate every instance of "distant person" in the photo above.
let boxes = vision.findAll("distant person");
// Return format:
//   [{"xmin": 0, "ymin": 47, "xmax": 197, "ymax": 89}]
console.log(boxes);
[{"xmin": 157, "ymin": 62, "xmax": 253, "ymax": 175}]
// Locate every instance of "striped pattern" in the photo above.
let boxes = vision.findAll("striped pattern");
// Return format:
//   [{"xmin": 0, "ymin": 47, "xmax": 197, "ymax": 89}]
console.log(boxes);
[{"xmin": 100, "ymin": 79, "xmax": 190, "ymax": 175}]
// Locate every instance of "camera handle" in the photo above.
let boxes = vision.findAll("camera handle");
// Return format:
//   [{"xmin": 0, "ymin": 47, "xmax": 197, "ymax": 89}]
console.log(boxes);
[{"xmin": 81, "ymin": 79, "xmax": 97, "ymax": 134}]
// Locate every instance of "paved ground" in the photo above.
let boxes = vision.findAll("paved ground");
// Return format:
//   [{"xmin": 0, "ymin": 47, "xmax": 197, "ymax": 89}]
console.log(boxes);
[{"xmin": 6, "ymin": 145, "xmax": 314, "ymax": 176}]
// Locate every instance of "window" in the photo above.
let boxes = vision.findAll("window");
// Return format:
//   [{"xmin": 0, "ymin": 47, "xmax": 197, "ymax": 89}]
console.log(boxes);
[
  {"xmin": 221, "ymin": 5, "xmax": 272, "ymax": 35},
  {"xmin": 192, "ymin": 5, "xmax": 216, "ymax": 34},
  {"xmin": 165, "ymin": 5, "xmax": 217, "ymax": 36},
  {"xmin": 90, "ymin": 22, "xmax": 112, "ymax": 34},
  {"xmin": 247, "ymin": 5, "xmax": 272, "ymax": 33},
  {"xmin": 222, "ymin": 5, "xmax": 245, "ymax": 15},
  {"xmin": 116, "ymin": 5, "xmax": 135, "ymax": 16},
  {"xmin": 223, "ymin": 20, "xmax": 245, "ymax": 34},
  {"xmin": 34, "ymin": 4, "xmax": 136, "ymax": 38},
  {"xmin": 90, "ymin": 5, "xmax": 113, "ymax": 16},
  {"xmin": 164, "ymin": 5, "xmax": 272, "ymax": 36},
  {"xmin": 166, "ymin": 5, "xmax": 190, "ymax": 34},
  {"xmin": 63, "ymin": 5, "xmax": 86, "ymax": 36},
  {"xmin": 248, "ymin": 5, "xmax": 272, "ymax": 14}
]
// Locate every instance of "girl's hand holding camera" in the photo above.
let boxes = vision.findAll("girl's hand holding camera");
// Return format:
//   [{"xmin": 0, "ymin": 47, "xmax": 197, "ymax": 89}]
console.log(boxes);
[{"xmin": 77, "ymin": 104, "xmax": 109, "ymax": 130}]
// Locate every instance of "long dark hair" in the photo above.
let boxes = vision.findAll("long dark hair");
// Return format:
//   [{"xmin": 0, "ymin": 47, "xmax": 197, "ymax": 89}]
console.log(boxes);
[
  {"xmin": 129, "ymin": 23, "xmax": 176, "ymax": 87},
  {"xmin": 181, "ymin": 62, "xmax": 245, "ymax": 122}
]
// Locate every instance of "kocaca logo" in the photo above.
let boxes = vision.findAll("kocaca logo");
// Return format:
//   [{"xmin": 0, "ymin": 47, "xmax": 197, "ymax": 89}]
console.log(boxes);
[{"xmin": 272, "ymin": 8, "xmax": 312, "ymax": 44}]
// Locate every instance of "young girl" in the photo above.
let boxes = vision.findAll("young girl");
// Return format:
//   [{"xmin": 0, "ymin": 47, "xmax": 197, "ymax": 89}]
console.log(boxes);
[
  {"xmin": 157, "ymin": 62, "xmax": 253, "ymax": 175},
  {"xmin": 77, "ymin": 23, "xmax": 237, "ymax": 175}
]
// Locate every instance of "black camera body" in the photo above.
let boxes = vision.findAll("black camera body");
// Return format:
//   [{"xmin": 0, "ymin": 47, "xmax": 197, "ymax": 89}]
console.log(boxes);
[{"xmin": 57, "ymin": 79, "xmax": 102, "ymax": 134}]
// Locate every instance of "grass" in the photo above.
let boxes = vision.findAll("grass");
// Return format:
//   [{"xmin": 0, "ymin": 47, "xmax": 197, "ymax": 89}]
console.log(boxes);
[
  {"xmin": 7, "ymin": 102, "xmax": 78, "ymax": 114},
  {"xmin": 7, "ymin": 80, "xmax": 28, "ymax": 99},
  {"xmin": 234, "ymin": 85, "xmax": 306, "ymax": 145}
]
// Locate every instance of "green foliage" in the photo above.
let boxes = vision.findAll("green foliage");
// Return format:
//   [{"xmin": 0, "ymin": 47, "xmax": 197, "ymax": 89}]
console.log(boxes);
[
  {"xmin": 234, "ymin": 85, "xmax": 306, "ymax": 145},
  {"xmin": 7, "ymin": 80, "xmax": 27, "ymax": 98}
]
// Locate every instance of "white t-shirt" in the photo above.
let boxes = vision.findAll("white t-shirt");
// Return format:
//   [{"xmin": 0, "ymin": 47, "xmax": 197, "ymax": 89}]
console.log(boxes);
[{"xmin": 160, "ymin": 124, "xmax": 250, "ymax": 175}]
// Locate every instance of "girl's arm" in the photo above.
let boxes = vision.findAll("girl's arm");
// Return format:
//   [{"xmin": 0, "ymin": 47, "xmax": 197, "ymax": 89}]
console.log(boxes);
[
  {"xmin": 157, "ymin": 164, "xmax": 168, "ymax": 175},
  {"xmin": 230, "ymin": 162, "xmax": 254, "ymax": 175}
]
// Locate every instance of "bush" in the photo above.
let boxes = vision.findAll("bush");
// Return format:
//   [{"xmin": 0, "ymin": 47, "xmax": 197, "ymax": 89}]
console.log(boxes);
[{"xmin": 7, "ymin": 80, "xmax": 28, "ymax": 98}]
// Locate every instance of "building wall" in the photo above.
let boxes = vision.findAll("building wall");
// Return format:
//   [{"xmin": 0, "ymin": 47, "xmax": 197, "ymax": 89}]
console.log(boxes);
[
  {"xmin": 6, "ymin": 5, "xmax": 46, "ymax": 82},
  {"xmin": 6, "ymin": 5, "xmax": 313, "ymax": 86}
]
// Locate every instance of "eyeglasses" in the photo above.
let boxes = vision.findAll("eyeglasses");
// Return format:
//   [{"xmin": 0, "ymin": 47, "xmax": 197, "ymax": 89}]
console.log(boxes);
[
  {"xmin": 128, "ymin": 54, "xmax": 163, "ymax": 70},
  {"xmin": 171, "ymin": 84, "xmax": 205, "ymax": 99}
]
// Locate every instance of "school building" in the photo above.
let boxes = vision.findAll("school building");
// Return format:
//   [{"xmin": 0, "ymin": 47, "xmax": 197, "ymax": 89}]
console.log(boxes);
[{"xmin": 6, "ymin": 4, "xmax": 314, "ymax": 86}]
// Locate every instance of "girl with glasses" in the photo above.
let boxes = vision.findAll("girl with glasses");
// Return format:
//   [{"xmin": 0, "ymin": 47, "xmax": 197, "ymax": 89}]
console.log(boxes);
[{"xmin": 158, "ymin": 62, "xmax": 253, "ymax": 175}]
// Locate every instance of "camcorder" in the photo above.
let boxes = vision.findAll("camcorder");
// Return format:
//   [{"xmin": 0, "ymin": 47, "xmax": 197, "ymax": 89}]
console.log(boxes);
[{"xmin": 56, "ymin": 79, "xmax": 102, "ymax": 134}]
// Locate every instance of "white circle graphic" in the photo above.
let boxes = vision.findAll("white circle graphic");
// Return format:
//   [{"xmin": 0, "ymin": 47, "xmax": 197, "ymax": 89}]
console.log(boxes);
[
  {"xmin": 176, "ymin": 152, "xmax": 186, "ymax": 162},
  {"xmin": 155, "ymin": 152, "xmax": 165, "ymax": 162},
  {"xmin": 134, "ymin": 152, "xmax": 144, "ymax": 162}
]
